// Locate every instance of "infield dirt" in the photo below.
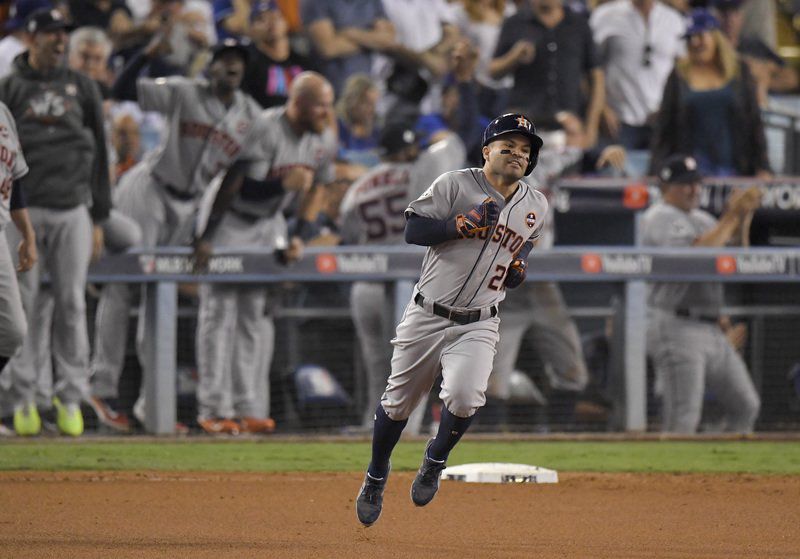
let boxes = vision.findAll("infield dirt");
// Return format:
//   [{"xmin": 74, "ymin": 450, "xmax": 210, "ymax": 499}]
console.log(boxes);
[{"xmin": 0, "ymin": 471, "xmax": 798, "ymax": 558}]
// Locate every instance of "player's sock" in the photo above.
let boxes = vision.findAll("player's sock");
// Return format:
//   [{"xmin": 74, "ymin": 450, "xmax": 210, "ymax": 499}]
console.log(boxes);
[
  {"xmin": 427, "ymin": 407, "xmax": 474, "ymax": 462},
  {"xmin": 367, "ymin": 404, "xmax": 407, "ymax": 479}
]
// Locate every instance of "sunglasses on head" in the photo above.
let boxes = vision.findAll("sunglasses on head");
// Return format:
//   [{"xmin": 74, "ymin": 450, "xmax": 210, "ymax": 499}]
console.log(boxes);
[{"xmin": 642, "ymin": 43, "xmax": 653, "ymax": 67}]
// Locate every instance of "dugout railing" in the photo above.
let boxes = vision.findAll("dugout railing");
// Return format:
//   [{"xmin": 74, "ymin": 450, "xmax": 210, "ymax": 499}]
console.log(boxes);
[{"xmin": 87, "ymin": 245, "xmax": 800, "ymax": 435}]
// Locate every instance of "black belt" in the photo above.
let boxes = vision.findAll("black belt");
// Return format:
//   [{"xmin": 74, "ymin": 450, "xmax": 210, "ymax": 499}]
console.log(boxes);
[
  {"xmin": 414, "ymin": 293, "xmax": 497, "ymax": 325},
  {"xmin": 675, "ymin": 309, "xmax": 719, "ymax": 323},
  {"xmin": 230, "ymin": 206, "xmax": 263, "ymax": 223},
  {"xmin": 158, "ymin": 179, "xmax": 196, "ymax": 201}
]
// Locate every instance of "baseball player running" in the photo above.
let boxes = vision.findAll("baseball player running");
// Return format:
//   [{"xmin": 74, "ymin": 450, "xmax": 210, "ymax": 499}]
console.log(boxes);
[
  {"xmin": 0, "ymin": 101, "xmax": 37, "ymax": 433},
  {"xmin": 355, "ymin": 113, "xmax": 548, "ymax": 526},
  {"xmin": 192, "ymin": 71, "xmax": 338, "ymax": 435},
  {"xmin": 91, "ymin": 34, "xmax": 263, "ymax": 432},
  {"xmin": 338, "ymin": 123, "xmax": 466, "ymax": 433}
]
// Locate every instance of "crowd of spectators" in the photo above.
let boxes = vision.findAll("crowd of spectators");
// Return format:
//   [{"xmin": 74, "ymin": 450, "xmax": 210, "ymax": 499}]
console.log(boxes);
[{"xmin": 0, "ymin": 0, "xmax": 797, "ymax": 437}]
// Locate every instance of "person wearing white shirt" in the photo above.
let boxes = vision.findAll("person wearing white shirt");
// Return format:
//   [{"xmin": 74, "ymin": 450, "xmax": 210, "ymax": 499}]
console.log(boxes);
[{"xmin": 590, "ymin": 0, "xmax": 686, "ymax": 150}]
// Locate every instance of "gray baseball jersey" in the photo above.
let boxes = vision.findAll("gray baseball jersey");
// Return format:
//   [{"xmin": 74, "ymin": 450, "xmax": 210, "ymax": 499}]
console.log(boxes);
[
  {"xmin": 380, "ymin": 168, "xmax": 548, "ymax": 420},
  {"xmin": 406, "ymin": 168, "xmax": 548, "ymax": 308},
  {"xmin": 230, "ymin": 106, "xmax": 337, "ymax": 219},
  {"xmin": 138, "ymin": 76, "xmax": 264, "ymax": 196},
  {"xmin": 0, "ymin": 101, "xmax": 28, "ymax": 226},
  {"xmin": 338, "ymin": 142, "xmax": 458, "ymax": 245},
  {"xmin": 0, "ymin": 101, "xmax": 28, "ymax": 360},
  {"xmin": 641, "ymin": 201, "xmax": 722, "ymax": 314}
]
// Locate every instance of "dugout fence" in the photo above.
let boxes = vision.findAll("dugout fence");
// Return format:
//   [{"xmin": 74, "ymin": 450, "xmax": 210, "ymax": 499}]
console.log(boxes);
[{"xmin": 87, "ymin": 244, "xmax": 800, "ymax": 435}]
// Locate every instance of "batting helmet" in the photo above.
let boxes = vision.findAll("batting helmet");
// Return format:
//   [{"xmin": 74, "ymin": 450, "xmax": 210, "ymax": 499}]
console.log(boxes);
[{"xmin": 481, "ymin": 113, "xmax": 544, "ymax": 176}]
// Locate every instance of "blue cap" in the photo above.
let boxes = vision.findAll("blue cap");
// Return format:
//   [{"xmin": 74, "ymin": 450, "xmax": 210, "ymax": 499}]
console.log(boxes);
[
  {"xmin": 5, "ymin": 0, "xmax": 52, "ymax": 31},
  {"xmin": 684, "ymin": 8, "xmax": 720, "ymax": 38},
  {"xmin": 250, "ymin": 0, "xmax": 280, "ymax": 21}
]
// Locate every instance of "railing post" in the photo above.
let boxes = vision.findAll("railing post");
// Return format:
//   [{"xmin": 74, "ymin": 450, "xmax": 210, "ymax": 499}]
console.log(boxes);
[
  {"xmin": 623, "ymin": 280, "xmax": 648, "ymax": 431},
  {"xmin": 143, "ymin": 280, "xmax": 177, "ymax": 435}
]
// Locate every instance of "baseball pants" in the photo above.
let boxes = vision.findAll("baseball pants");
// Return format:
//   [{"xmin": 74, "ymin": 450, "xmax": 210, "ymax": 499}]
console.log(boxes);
[
  {"xmin": 0, "ymin": 229, "xmax": 27, "ymax": 415},
  {"xmin": 195, "ymin": 211, "xmax": 281, "ymax": 419},
  {"xmin": 15, "ymin": 209, "xmax": 144, "ymax": 402},
  {"xmin": 489, "ymin": 282, "xmax": 589, "ymax": 399},
  {"xmin": 92, "ymin": 162, "xmax": 197, "ymax": 402},
  {"xmin": 381, "ymin": 294, "xmax": 500, "ymax": 420},
  {"xmin": 4, "ymin": 205, "xmax": 93, "ymax": 407},
  {"xmin": 648, "ymin": 309, "xmax": 761, "ymax": 434}
]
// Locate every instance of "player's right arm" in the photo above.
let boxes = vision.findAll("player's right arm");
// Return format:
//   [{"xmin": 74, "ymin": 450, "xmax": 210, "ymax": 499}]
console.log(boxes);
[
  {"xmin": 110, "ymin": 30, "xmax": 173, "ymax": 104},
  {"xmin": 404, "ymin": 173, "xmax": 499, "ymax": 246}
]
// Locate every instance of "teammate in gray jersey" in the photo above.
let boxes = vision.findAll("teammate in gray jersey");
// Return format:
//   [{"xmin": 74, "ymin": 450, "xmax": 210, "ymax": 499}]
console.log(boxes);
[
  {"xmin": 191, "ymin": 72, "xmax": 338, "ymax": 435},
  {"xmin": 642, "ymin": 154, "xmax": 760, "ymax": 434},
  {"xmin": 355, "ymin": 113, "xmax": 549, "ymax": 526},
  {"xmin": 90, "ymin": 36, "xmax": 264, "ymax": 433},
  {"xmin": 338, "ymin": 122, "xmax": 466, "ymax": 433},
  {"xmin": 0, "ymin": 101, "xmax": 38, "ymax": 435}
]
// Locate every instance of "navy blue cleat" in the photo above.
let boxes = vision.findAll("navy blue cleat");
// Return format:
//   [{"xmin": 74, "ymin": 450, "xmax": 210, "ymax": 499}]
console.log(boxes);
[
  {"xmin": 411, "ymin": 439, "xmax": 447, "ymax": 507},
  {"xmin": 356, "ymin": 468, "xmax": 389, "ymax": 526}
]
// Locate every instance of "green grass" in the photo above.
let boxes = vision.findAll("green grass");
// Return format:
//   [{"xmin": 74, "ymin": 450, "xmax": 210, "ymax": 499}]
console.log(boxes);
[{"xmin": 1, "ymin": 440, "xmax": 799, "ymax": 474}]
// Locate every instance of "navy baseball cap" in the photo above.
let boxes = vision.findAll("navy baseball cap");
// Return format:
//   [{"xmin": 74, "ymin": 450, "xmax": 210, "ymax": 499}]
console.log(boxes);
[
  {"xmin": 684, "ymin": 8, "xmax": 720, "ymax": 38},
  {"xmin": 380, "ymin": 122, "xmax": 418, "ymax": 155},
  {"xmin": 26, "ymin": 8, "xmax": 71, "ymax": 34},
  {"xmin": 251, "ymin": 0, "xmax": 280, "ymax": 20},
  {"xmin": 210, "ymin": 38, "xmax": 250, "ymax": 64},
  {"xmin": 658, "ymin": 155, "xmax": 703, "ymax": 185},
  {"xmin": 5, "ymin": 0, "xmax": 52, "ymax": 32},
  {"xmin": 711, "ymin": 0, "xmax": 744, "ymax": 11}
]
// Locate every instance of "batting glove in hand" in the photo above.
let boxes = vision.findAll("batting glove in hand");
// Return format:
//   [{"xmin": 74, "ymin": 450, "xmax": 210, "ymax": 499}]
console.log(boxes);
[
  {"xmin": 504, "ymin": 258, "xmax": 527, "ymax": 289},
  {"xmin": 456, "ymin": 197, "xmax": 500, "ymax": 238}
]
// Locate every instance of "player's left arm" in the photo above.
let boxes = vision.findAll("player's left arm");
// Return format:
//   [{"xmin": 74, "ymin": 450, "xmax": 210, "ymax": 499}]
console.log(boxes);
[
  {"xmin": 503, "ymin": 240, "xmax": 533, "ymax": 289},
  {"xmin": 505, "ymin": 197, "xmax": 548, "ymax": 288}
]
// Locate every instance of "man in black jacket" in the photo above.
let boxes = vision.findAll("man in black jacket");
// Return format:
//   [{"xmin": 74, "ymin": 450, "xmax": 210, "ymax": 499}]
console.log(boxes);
[{"xmin": 0, "ymin": 8, "xmax": 111, "ymax": 437}]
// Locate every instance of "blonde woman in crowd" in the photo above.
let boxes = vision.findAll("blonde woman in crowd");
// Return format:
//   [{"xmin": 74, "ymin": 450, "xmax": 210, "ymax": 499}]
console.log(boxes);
[{"xmin": 649, "ymin": 9, "xmax": 770, "ymax": 178}]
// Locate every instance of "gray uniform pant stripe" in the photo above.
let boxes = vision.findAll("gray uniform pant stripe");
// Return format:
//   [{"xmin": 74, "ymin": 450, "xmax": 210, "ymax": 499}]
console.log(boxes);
[
  {"xmin": 648, "ymin": 311, "xmax": 761, "ymax": 434},
  {"xmin": 5, "ymin": 206, "xmax": 92, "ymax": 407},
  {"xmin": 381, "ymin": 301, "xmax": 499, "ymax": 420}
]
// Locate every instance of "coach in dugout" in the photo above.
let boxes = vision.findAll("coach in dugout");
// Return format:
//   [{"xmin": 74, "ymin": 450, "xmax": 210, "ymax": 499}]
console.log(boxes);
[{"xmin": 0, "ymin": 9, "xmax": 111, "ymax": 437}]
